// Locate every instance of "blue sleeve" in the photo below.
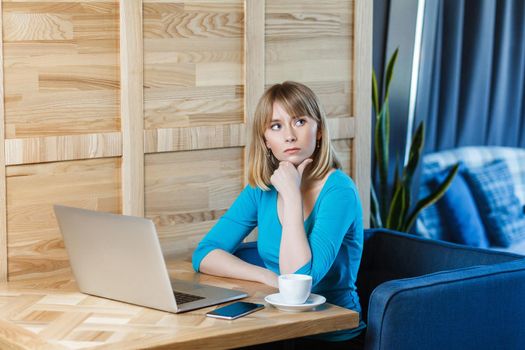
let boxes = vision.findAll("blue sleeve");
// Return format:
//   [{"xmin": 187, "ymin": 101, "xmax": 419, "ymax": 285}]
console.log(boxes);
[
  {"xmin": 192, "ymin": 185, "xmax": 259, "ymax": 272},
  {"xmin": 294, "ymin": 184, "xmax": 359, "ymax": 286}
]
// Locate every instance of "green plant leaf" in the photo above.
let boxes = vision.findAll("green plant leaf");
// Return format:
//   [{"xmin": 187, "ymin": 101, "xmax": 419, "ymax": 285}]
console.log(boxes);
[
  {"xmin": 374, "ymin": 110, "xmax": 385, "ymax": 179},
  {"xmin": 402, "ymin": 121, "xmax": 424, "ymax": 188},
  {"xmin": 384, "ymin": 102, "xmax": 391, "ymax": 157},
  {"xmin": 402, "ymin": 181, "xmax": 411, "ymax": 229},
  {"xmin": 382, "ymin": 104, "xmax": 391, "ymax": 218},
  {"xmin": 376, "ymin": 104, "xmax": 390, "ymax": 220},
  {"xmin": 386, "ymin": 183, "xmax": 407, "ymax": 230},
  {"xmin": 374, "ymin": 115, "xmax": 383, "ymax": 186},
  {"xmin": 370, "ymin": 184, "xmax": 382, "ymax": 228},
  {"xmin": 404, "ymin": 163, "xmax": 460, "ymax": 231},
  {"xmin": 383, "ymin": 48, "xmax": 399, "ymax": 102},
  {"xmin": 372, "ymin": 71, "xmax": 380, "ymax": 115},
  {"xmin": 392, "ymin": 155, "xmax": 400, "ymax": 192}
]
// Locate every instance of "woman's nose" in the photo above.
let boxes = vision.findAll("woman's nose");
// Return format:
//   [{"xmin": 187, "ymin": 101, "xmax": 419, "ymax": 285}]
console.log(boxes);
[
  {"xmin": 285, "ymin": 133, "xmax": 296, "ymax": 142},
  {"xmin": 282, "ymin": 124, "xmax": 297, "ymax": 142}
]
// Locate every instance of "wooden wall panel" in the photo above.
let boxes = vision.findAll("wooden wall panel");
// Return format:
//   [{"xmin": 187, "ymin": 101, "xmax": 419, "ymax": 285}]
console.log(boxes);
[
  {"xmin": 120, "ymin": 0, "xmax": 145, "ymax": 216},
  {"xmin": 333, "ymin": 139, "xmax": 353, "ymax": 175},
  {"xmin": 264, "ymin": 0, "xmax": 371, "ymax": 222},
  {"xmin": 0, "ymin": 0, "xmax": 6, "ymax": 282},
  {"xmin": 244, "ymin": 0, "xmax": 265, "ymax": 187},
  {"xmin": 265, "ymin": 0, "xmax": 353, "ymax": 120},
  {"xmin": 145, "ymin": 148, "xmax": 243, "ymax": 258},
  {"xmin": 2, "ymin": 1, "xmax": 120, "ymax": 139},
  {"xmin": 0, "ymin": 0, "xmax": 371, "ymax": 280},
  {"xmin": 6, "ymin": 158, "xmax": 121, "ymax": 281},
  {"xmin": 265, "ymin": 0, "xmax": 357, "ymax": 191},
  {"xmin": 143, "ymin": 1, "xmax": 244, "ymax": 130},
  {"xmin": 143, "ymin": 1, "xmax": 246, "ymax": 257},
  {"xmin": 1, "ymin": 0, "xmax": 122, "ymax": 281},
  {"xmin": 354, "ymin": 0, "xmax": 372, "ymax": 226}
]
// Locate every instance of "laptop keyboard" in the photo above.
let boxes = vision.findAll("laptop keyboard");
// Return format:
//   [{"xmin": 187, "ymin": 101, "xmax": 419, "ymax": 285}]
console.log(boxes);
[{"xmin": 173, "ymin": 291, "xmax": 205, "ymax": 305}]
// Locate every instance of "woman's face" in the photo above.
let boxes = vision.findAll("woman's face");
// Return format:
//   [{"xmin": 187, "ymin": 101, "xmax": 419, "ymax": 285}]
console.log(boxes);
[{"xmin": 264, "ymin": 102, "xmax": 321, "ymax": 166}]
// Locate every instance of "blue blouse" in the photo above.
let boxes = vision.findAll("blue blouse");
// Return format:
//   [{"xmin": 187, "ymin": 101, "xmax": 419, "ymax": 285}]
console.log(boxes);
[{"xmin": 192, "ymin": 169, "xmax": 365, "ymax": 341}]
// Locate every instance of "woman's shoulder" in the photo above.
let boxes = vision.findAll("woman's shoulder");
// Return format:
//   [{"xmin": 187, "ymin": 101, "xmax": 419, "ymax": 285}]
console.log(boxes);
[
  {"xmin": 241, "ymin": 184, "xmax": 275, "ymax": 201},
  {"xmin": 326, "ymin": 169, "xmax": 358, "ymax": 192},
  {"xmin": 320, "ymin": 170, "xmax": 361, "ymax": 207}
]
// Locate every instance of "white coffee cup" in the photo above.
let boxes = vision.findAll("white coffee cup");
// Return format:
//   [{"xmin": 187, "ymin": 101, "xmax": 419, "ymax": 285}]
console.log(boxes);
[{"xmin": 278, "ymin": 274, "xmax": 312, "ymax": 305}]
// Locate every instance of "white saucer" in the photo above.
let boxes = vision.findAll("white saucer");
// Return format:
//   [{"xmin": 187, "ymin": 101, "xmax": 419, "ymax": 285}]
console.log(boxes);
[{"xmin": 264, "ymin": 293, "xmax": 326, "ymax": 312}]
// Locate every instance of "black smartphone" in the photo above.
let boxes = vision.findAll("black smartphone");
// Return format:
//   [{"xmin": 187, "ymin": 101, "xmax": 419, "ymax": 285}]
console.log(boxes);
[{"xmin": 206, "ymin": 301, "xmax": 264, "ymax": 320}]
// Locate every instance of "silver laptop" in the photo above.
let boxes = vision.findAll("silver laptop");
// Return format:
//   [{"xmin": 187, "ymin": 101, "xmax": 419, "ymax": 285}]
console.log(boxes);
[{"xmin": 54, "ymin": 205, "xmax": 247, "ymax": 313}]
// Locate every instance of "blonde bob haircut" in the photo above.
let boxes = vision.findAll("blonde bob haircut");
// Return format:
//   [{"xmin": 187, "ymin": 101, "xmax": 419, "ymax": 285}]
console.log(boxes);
[{"xmin": 248, "ymin": 81, "xmax": 342, "ymax": 190}]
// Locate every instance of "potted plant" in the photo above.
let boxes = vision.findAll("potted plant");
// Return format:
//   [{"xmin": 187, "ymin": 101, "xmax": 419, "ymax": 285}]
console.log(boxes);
[{"xmin": 371, "ymin": 49, "xmax": 458, "ymax": 231}]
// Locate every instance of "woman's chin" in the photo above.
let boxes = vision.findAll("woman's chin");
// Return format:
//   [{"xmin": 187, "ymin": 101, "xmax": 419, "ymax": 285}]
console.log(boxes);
[{"xmin": 277, "ymin": 155, "xmax": 306, "ymax": 166}]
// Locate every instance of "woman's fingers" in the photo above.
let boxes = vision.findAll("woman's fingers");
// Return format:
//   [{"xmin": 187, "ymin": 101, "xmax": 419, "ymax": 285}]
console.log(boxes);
[{"xmin": 297, "ymin": 158, "xmax": 313, "ymax": 178}]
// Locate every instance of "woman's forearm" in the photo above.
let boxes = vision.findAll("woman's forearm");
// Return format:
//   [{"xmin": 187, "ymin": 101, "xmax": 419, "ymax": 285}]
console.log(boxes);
[
  {"xmin": 199, "ymin": 249, "xmax": 278, "ymax": 288},
  {"xmin": 279, "ymin": 194, "xmax": 312, "ymax": 274}
]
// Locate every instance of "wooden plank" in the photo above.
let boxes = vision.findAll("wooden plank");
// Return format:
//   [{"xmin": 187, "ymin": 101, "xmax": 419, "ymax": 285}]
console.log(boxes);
[
  {"xmin": 2, "ymin": 0, "xmax": 115, "ymax": 3},
  {"xmin": 0, "ymin": 0, "xmax": 7, "ymax": 283},
  {"xmin": 333, "ymin": 139, "xmax": 353, "ymax": 175},
  {"xmin": 244, "ymin": 0, "xmax": 265, "ymax": 185},
  {"xmin": 353, "ymin": 0, "xmax": 372, "ymax": 227},
  {"xmin": 142, "ymin": 118, "xmax": 353, "ymax": 154},
  {"xmin": 144, "ymin": 124, "xmax": 247, "ymax": 153},
  {"xmin": 4, "ymin": 132, "xmax": 122, "ymax": 166},
  {"xmin": 120, "ymin": 0, "xmax": 145, "ymax": 217},
  {"xmin": 328, "ymin": 117, "xmax": 355, "ymax": 140}
]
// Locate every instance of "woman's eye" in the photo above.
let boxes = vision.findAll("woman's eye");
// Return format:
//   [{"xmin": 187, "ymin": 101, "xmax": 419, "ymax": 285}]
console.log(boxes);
[
  {"xmin": 270, "ymin": 123, "xmax": 281, "ymax": 130},
  {"xmin": 295, "ymin": 119, "xmax": 306, "ymax": 126}
]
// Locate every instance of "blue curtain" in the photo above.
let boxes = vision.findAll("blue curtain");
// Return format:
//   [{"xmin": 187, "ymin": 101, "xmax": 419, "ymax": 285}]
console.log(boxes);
[{"xmin": 414, "ymin": 0, "xmax": 525, "ymax": 153}]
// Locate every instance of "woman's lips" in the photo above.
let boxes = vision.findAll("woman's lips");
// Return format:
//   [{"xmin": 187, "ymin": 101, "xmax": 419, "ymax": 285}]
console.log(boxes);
[{"xmin": 284, "ymin": 148, "xmax": 301, "ymax": 154}]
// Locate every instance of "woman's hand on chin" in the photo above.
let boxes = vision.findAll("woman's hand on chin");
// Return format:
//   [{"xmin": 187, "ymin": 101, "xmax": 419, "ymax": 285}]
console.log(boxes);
[{"xmin": 270, "ymin": 158, "xmax": 312, "ymax": 198}]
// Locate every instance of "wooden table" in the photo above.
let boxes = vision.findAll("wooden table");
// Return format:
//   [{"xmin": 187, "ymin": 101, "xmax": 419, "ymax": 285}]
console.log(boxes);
[{"xmin": 0, "ymin": 259, "xmax": 359, "ymax": 349}]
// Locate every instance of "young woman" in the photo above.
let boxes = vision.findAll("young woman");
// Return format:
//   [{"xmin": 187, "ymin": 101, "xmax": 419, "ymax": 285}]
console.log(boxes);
[{"xmin": 192, "ymin": 81, "xmax": 365, "ymax": 346}]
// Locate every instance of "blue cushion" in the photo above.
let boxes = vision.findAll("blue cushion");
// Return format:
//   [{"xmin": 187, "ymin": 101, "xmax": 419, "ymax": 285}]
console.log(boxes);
[
  {"xmin": 465, "ymin": 160, "xmax": 525, "ymax": 247},
  {"xmin": 417, "ymin": 147, "xmax": 525, "ymax": 241},
  {"xmin": 431, "ymin": 166, "xmax": 489, "ymax": 248}
]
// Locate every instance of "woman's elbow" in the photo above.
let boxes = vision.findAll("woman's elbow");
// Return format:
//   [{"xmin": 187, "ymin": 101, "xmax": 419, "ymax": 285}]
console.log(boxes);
[
  {"xmin": 192, "ymin": 246, "xmax": 216, "ymax": 272},
  {"xmin": 191, "ymin": 252, "xmax": 202, "ymax": 272},
  {"xmin": 293, "ymin": 265, "xmax": 325, "ymax": 287},
  {"xmin": 292, "ymin": 260, "xmax": 312, "ymax": 276},
  {"xmin": 194, "ymin": 248, "xmax": 225, "ymax": 274}
]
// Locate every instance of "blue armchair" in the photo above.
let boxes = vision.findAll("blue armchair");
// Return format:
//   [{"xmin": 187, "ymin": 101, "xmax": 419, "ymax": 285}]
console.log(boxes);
[{"xmin": 234, "ymin": 229, "xmax": 525, "ymax": 350}]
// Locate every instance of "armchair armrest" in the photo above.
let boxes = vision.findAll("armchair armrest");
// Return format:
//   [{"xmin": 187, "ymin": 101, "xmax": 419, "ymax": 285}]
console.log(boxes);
[
  {"xmin": 365, "ymin": 259, "xmax": 525, "ymax": 350},
  {"xmin": 357, "ymin": 229, "xmax": 522, "ymax": 321}
]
